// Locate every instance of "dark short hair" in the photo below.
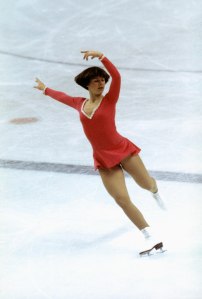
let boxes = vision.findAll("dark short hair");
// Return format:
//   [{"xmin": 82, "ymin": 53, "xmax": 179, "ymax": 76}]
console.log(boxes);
[{"xmin": 74, "ymin": 66, "xmax": 110, "ymax": 90}]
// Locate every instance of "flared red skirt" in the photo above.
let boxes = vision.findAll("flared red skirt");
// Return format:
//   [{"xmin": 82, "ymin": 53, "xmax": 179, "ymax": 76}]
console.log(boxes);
[{"xmin": 93, "ymin": 137, "xmax": 141, "ymax": 170}]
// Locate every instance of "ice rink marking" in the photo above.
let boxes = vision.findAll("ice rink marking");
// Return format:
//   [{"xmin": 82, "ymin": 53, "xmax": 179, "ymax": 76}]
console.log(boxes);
[{"xmin": 0, "ymin": 159, "xmax": 201, "ymax": 184}]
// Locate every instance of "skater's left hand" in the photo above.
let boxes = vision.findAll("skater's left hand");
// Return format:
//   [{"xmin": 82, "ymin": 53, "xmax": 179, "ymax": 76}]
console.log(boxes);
[{"xmin": 81, "ymin": 50, "xmax": 103, "ymax": 60}]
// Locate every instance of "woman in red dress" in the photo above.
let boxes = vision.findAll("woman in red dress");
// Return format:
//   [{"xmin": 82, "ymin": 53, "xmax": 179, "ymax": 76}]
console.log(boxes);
[{"xmin": 34, "ymin": 50, "xmax": 165, "ymax": 256}]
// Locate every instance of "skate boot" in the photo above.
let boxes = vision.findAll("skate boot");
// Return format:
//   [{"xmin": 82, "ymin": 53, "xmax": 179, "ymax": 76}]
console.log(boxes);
[
  {"xmin": 152, "ymin": 191, "xmax": 166, "ymax": 210},
  {"xmin": 139, "ymin": 240, "xmax": 164, "ymax": 256},
  {"xmin": 140, "ymin": 227, "xmax": 165, "ymax": 257}
]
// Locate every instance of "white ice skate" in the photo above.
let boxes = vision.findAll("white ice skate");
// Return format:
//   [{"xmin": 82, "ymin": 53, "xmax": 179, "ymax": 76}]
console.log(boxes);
[{"xmin": 152, "ymin": 191, "xmax": 166, "ymax": 210}]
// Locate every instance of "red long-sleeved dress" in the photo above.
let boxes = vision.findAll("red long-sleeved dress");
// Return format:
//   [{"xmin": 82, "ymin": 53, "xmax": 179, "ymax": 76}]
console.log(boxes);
[{"xmin": 44, "ymin": 56, "xmax": 141, "ymax": 169}]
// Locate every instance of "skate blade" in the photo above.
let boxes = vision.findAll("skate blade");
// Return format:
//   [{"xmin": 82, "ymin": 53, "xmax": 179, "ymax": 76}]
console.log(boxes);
[
  {"xmin": 139, "ymin": 248, "xmax": 167, "ymax": 257},
  {"xmin": 139, "ymin": 242, "xmax": 166, "ymax": 257}
]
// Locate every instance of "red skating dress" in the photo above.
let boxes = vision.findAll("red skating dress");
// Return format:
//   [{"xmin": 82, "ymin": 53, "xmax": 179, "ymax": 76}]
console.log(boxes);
[{"xmin": 44, "ymin": 56, "xmax": 141, "ymax": 169}]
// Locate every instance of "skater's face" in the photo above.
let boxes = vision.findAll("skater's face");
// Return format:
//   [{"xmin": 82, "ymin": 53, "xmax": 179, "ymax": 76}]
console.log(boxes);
[{"xmin": 87, "ymin": 76, "xmax": 105, "ymax": 95}]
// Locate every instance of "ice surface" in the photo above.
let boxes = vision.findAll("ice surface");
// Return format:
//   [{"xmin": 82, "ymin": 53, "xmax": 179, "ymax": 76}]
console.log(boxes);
[
  {"xmin": 0, "ymin": 0, "xmax": 202, "ymax": 298},
  {"xmin": 1, "ymin": 168, "xmax": 202, "ymax": 299}
]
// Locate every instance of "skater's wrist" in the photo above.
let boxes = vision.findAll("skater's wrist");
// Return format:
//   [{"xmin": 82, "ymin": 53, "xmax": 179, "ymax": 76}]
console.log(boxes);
[
  {"xmin": 43, "ymin": 86, "xmax": 47, "ymax": 94},
  {"xmin": 99, "ymin": 54, "xmax": 105, "ymax": 61}
]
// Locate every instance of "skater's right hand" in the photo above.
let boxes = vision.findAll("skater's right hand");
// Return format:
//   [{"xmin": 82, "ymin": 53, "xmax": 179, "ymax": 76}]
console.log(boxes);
[
  {"xmin": 34, "ymin": 78, "xmax": 46, "ymax": 91},
  {"xmin": 81, "ymin": 50, "xmax": 103, "ymax": 61}
]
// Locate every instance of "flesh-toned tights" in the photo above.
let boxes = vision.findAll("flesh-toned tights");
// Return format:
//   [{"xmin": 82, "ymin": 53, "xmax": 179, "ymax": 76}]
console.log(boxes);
[{"xmin": 98, "ymin": 154, "xmax": 157, "ymax": 230}]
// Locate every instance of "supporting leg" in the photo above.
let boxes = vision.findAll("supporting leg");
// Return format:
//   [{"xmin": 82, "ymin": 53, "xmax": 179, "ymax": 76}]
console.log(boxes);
[{"xmin": 98, "ymin": 165, "xmax": 148, "ymax": 230}]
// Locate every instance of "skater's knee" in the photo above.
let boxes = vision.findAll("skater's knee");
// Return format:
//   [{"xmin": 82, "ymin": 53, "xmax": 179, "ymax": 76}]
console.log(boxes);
[
  {"xmin": 113, "ymin": 194, "xmax": 131, "ymax": 209},
  {"xmin": 137, "ymin": 177, "xmax": 157, "ymax": 192}
]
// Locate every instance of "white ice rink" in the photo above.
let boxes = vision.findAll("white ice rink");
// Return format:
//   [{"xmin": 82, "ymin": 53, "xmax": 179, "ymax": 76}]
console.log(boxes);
[{"xmin": 0, "ymin": 0, "xmax": 202, "ymax": 298}]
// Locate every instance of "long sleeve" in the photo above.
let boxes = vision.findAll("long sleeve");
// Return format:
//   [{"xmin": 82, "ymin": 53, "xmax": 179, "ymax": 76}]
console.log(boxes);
[
  {"xmin": 100, "ymin": 56, "xmax": 121, "ymax": 103},
  {"xmin": 44, "ymin": 87, "xmax": 83, "ymax": 111}
]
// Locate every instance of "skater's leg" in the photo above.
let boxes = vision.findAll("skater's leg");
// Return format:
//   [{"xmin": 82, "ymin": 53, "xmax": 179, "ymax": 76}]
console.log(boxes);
[
  {"xmin": 120, "ymin": 154, "xmax": 158, "ymax": 193},
  {"xmin": 121, "ymin": 154, "xmax": 166, "ymax": 209},
  {"xmin": 99, "ymin": 164, "xmax": 164, "ymax": 254},
  {"xmin": 98, "ymin": 165, "xmax": 148, "ymax": 230}
]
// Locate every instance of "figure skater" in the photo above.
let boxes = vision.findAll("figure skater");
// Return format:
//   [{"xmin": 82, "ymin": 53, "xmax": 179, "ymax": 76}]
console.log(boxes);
[{"xmin": 34, "ymin": 50, "xmax": 166, "ymax": 256}]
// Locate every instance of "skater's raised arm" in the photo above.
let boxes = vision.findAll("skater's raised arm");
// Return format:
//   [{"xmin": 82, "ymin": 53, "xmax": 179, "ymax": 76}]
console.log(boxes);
[
  {"xmin": 81, "ymin": 50, "xmax": 121, "ymax": 103},
  {"xmin": 34, "ymin": 78, "xmax": 81, "ymax": 110}
]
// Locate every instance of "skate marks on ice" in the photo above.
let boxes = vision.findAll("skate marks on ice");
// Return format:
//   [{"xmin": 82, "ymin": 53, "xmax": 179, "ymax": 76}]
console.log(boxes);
[{"xmin": 1, "ymin": 49, "xmax": 202, "ymax": 74}]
